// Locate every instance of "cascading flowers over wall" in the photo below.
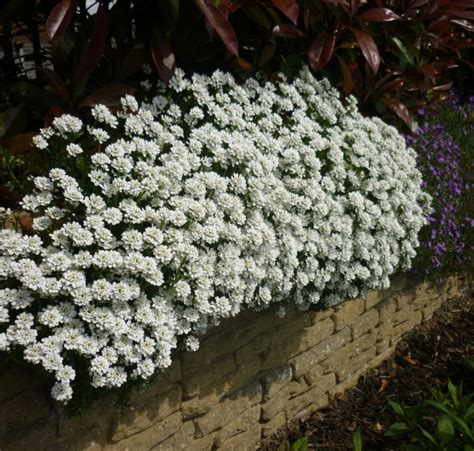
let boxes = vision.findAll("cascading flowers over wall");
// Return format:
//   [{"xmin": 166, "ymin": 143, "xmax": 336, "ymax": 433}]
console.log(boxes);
[{"xmin": 0, "ymin": 67, "xmax": 430, "ymax": 403}]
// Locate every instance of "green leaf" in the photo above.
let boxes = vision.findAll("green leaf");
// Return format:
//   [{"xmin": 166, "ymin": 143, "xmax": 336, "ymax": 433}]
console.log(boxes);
[
  {"xmin": 390, "ymin": 36, "xmax": 415, "ymax": 67},
  {"xmin": 418, "ymin": 426, "xmax": 437, "ymax": 446},
  {"xmin": 388, "ymin": 400, "xmax": 405, "ymax": 417},
  {"xmin": 291, "ymin": 436, "xmax": 308, "ymax": 451},
  {"xmin": 353, "ymin": 428, "xmax": 363, "ymax": 451},
  {"xmin": 385, "ymin": 422, "xmax": 410, "ymax": 437},
  {"xmin": 437, "ymin": 415, "xmax": 454, "ymax": 441},
  {"xmin": 447, "ymin": 380, "xmax": 459, "ymax": 409}
]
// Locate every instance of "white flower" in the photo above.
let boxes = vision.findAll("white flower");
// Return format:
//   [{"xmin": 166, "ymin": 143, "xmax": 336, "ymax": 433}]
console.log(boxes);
[{"xmin": 0, "ymin": 66, "xmax": 430, "ymax": 403}]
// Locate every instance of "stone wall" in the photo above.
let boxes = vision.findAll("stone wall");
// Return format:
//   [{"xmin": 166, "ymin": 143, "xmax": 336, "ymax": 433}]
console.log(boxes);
[{"xmin": 0, "ymin": 275, "xmax": 465, "ymax": 451}]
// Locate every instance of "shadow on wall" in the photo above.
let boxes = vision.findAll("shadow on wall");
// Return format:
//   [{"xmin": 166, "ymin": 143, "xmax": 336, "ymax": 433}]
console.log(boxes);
[{"xmin": 0, "ymin": 274, "xmax": 463, "ymax": 450}]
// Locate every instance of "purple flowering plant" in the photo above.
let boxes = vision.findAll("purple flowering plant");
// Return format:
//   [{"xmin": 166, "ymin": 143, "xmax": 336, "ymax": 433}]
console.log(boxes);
[{"xmin": 407, "ymin": 94, "xmax": 473, "ymax": 277}]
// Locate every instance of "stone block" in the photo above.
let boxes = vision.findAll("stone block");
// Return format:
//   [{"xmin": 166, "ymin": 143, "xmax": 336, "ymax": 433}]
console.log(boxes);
[
  {"xmin": 261, "ymin": 381, "xmax": 308, "ymax": 421},
  {"xmin": 194, "ymin": 382, "xmax": 262, "ymax": 436},
  {"xmin": 350, "ymin": 309, "xmax": 379, "ymax": 339},
  {"xmin": 0, "ymin": 388, "xmax": 51, "ymax": 436},
  {"xmin": 109, "ymin": 384, "xmax": 181, "ymax": 442},
  {"xmin": 289, "ymin": 327, "xmax": 351, "ymax": 378},
  {"xmin": 218, "ymin": 424, "xmax": 262, "ymax": 451},
  {"xmin": 234, "ymin": 333, "xmax": 273, "ymax": 365},
  {"xmin": 302, "ymin": 364, "xmax": 324, "ymax": 387},
  {"xmin": 261, "ymin": 365, "xmax": 293, "ymax": 399},
  {"xmin": 262, "ymin": 412, "xmax": 286, "ymax": 437},
  {"xmin": 299, "ymin": 318, "xmax": 335, "ymax": 351},
  {"xmin": 151, "ymin": 420, "xmax": 195, "ymax": 450},
  {"xmin": 182, "ymin": 356, "xmax": 261, "ymax": 419},
  {"xmin": 336, "ymin": 346, "xmax": 377, "ymax": 382},
  {"xmin": 276, "ymin": 313, "xmax": 312, "ymax": 341},
  {"xmin": 183, "ymin": 355, "xmax": 236, "ymax": 397},
  {"xmin": 261, "ymin": 334, "xmax": 302, "ymax": 370},
  {"xmin": 110, "ymin": 411, "xmax": 182, "ymax": 450},
  {"xmin": 377, "ymin": 297, "xmax": 397, "ymax": 321},
  {"xmin": 0, "ymin": 367, "xmax": 43, "ymax": 404},
  {"xmin": 287, "ymin": 393, "xmax": 330, "ymax": 420},
  {"xmin": 213, "ymin": 405, "xmax": 261, "ymax": 447},
  {"xmin": 331, "ymin": 299, "xmax": 365, "ymax": 330},
  {"xmin": 365, "ymin": 289, "xmax": 384, "ymax": 310},
  {"xmin": 396, "ymin": 292, "xmax": 416, "ymax": 311},
  {"xmin": 308, "ymin": 307, "xmax": 334, "ymax": 324}
]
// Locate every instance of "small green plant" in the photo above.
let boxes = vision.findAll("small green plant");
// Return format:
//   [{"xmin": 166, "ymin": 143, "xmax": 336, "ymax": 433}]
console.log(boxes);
[
  {"xmin": 291, "ymin": 436, "xmax": 308, "ymax": 451},
  {"xmin": 353, "ymin": 428, "xmax": 363, "ymax": 451},
  {"xmin": 385, "ymin": 380, "xmax": 474, "ymax": 450}
]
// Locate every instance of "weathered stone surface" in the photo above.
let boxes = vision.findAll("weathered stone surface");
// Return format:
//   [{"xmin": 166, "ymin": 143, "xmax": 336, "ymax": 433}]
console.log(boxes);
[
  {"xmin": 182, "ymin": 357, "xmax": 261, "ymax": 419},
  {"xmin": 287, "ymin": 393, "xmax": 329, "ymax": 420},
  {"xmin": 262, "ymin": 411, "xmax": 286, "ymax": 437},
  {"xmin": 299, "ymin": 318, "xmax": 335, "ymax": 351},
  {"xmin": 336, "ymin": 346, "xmax": 377, "ymax": 382},
  {"xmin": 213, "ymin": 405, "xmax": 261, "ymax": 447},
  {"xmin": 365, "ymin": 290, "xmax": 384, "ymax": 310},
  {"xmin": 183, "ymin": 355, "xmax": 236, "ymax": 397},
  {"xmin": 218, "ymin": 424, "xmax": 262, "ymax": 451},
  {"xmin": 261, "ymin": 334, "xmax": 302, "ymax": 370},
  {"xmin": 109, "ymin": 384, "xmax": 181, "ymax": 442},
  {"xmin": 276, "ymin": 313, "xmax": 312, "ymax": 341},
  {"xmin": 152, "ymin": 420, "xmax": 195, "ymax": 450},
  {"xmin": 234, "ymin": 333, "xmax": 273, "ymax": 365},
  {"xmin": 308, "ymin": 307, "xmax": 334, "ymax": 324},
  {"xmin": 302, "ymin": 364, "xmax": 324, "ymax": 387},
  {"xmin": 261, "ymin": 365, "xmax": 293, "ymax": 400},
  {"xmin": 289, "ymin": 328, "xmax": 351, "ymax": 378},
  {"xmin": 331, "ymin": 299, "xmax": 365, "ymax": 330},
  {"xmin": 261, "ymin": 381, "xmax": 308, "ymax": 421},
  {"xmin": 0, "ymin": 367, "xmax": 43, "ymax": 404},
  {"xmin": 0, "ymin": 388, "xmax": 51, "ymax": 436},
  {"xmin": 285, "ymin": 373, "xmax": 335, "ymax": 419},
  {"xmin": 194, "ymin": 382, "xmax": 262, "ymax": 436},
  {"xmin": 396, "ymin": 292, "xmax": 416, "ymax": 311},
  {"xmin": 350, "ymin": 309, "xmax": 379, "ymax": 339},
  {"xmin": 377, "ymin": 297, "xmax": 397, "ymax": 321},
  {"xmin": 108, "ymin": 411, "xmax": 182, "ymax": 450},
  {"xmin": 321, "ymin": 331, "xmax": 376, "ymax": 376}
]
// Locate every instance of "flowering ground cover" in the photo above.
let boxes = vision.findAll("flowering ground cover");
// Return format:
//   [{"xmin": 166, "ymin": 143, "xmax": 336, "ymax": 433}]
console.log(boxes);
[
  {"xmin": 0, "ymin": 68, "xmax": 429, "ymax": 404},
  {"xmin": 407, "ymin": 96, "xmax": 474, "ymax": 277}
]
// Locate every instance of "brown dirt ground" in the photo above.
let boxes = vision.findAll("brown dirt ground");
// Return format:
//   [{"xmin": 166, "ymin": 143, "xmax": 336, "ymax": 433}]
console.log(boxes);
[{"xmin": 260, "ymin": 291, "xmax": 474, "ymax": 450}]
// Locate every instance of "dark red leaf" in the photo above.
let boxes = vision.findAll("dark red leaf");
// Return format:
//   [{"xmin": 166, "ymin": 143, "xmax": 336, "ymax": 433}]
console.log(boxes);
[
  {"xmin": 409, "ymin": 0, "xmax": 429, "ymax": 8},
  {"xmin": 194, "ymin": 0, "xmax": 239, "ymax": 56},
  {"xmin": 358, "ymin": 8, "xmax": 401, "ymax": 22},
  {"xmin": 72, "ymin": 5, "xmax": 108, "ymax": 89},
  {"xmin": 81, "ymin": 84, "xmax": 137, "ymax": 108},
  {"xmin": 37, "ymin": 67, "xmax": 70, "ymax": 104},
  {"xmin": 119, "ymin": 48, "xmax": 146, "ymax": 80},
  {"xmin": 441, "ymin": 9, "xmax": 474, "ymax": 20},
  {"xmin": 351, "ymin": 28, "xmax": 380, "ymax": 74},
  {"xmin": 273, "ymin": 24, "xmax": 305, "ymax": 38},
  {"xmin": 2, "ymin": 132, "xmax": 36, "ymax": 155},
  {"xmin": 381, "ymin": 97, "xmax": 412, "ymax": 126},
  {"xmin": 0, "ymin": 107, "xmax": 24, "ymax": 139},
  {"xmin": 308, "ymin": 33, "xmax": 336, "ymax": 71},
  {"xmin": 271, "ymin": 0, "xmax": 299, "ymax": 25},
  {"xmin": 44, "ymin": 106, "xmax": 66, "ymax": 127},
  {"xmin": 151, "ymin": 31, "xmax": 176, "ymax": 84},
  {"xmin": 45, "ymin": 0, "xmax": 77, "ymax": 42},
  {"xmin": 324, "ymin": 0, "xmax": 350, "ymax": 7}
]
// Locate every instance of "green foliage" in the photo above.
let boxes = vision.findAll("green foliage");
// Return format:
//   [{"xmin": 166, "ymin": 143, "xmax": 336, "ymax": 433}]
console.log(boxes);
[
  {"xmin": 353, "ymin": 428, "xmax": 363, "ymax": 451},
  {"xmin": 385, "ymin": 381, "xmax": 474, "ymax": 451}
]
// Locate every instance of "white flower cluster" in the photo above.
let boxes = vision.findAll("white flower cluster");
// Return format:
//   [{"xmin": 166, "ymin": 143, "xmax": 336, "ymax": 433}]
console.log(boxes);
[{"xmin": 0, "ymin": 67, "xmax": 430, "ymax": 402}]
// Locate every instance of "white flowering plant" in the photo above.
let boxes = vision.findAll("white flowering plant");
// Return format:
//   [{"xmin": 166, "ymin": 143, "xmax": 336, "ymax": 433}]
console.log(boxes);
[{"xmin": 0, "ymin": 67, "xmax": 430, "ymax": 405}]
